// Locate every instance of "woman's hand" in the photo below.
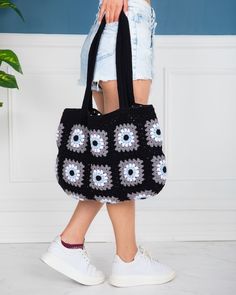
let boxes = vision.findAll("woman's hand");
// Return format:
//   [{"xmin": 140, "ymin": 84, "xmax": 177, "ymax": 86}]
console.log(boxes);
[{"xmin": 98, "ymin": 0, "xmax": 128, "ymax": 24}]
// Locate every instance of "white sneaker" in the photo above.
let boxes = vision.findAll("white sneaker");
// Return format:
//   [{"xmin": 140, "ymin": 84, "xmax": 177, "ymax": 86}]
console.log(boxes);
[
  {"xmin": 109, "ymin": 244, "xmax": 176, "ymax": 287},
  {"xmin": 40, "ymin": 235, "xmax": 105, "ymax": 285}
]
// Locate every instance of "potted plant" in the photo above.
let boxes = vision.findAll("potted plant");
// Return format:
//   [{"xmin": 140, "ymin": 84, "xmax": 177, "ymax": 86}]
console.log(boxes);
[{"xmin": 0, "ymin": 0, "xmax": 24, "ymax": 107}]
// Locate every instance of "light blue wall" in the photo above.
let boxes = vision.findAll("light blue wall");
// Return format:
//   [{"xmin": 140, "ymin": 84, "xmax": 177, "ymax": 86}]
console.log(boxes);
[{"xmin": 0, "ymin": 0, "xmax": 235, "ymax": 35}]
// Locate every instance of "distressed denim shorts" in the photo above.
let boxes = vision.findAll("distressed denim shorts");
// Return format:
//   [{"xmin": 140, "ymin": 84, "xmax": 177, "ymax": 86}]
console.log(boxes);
[{"xmin": 78, "ymin": 0, "xmax": 157, "ymax": 92}]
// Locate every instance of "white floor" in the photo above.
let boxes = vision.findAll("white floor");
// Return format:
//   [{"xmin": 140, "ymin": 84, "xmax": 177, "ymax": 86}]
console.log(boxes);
[{"xmin": 0, "ymin": 241, "xmax": 236, "ymax": 295}]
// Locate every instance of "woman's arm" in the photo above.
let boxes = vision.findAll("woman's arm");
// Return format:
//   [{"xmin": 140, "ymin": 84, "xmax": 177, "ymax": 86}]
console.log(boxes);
[{"xmin": 98, "ymin": 0, "xmax": 128, "ymax": 24}]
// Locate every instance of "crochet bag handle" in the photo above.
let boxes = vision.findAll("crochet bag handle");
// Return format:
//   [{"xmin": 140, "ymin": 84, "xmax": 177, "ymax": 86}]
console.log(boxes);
[{"xmin": 82, "ymin": 8, "xmax": 135, "ymax": 111}]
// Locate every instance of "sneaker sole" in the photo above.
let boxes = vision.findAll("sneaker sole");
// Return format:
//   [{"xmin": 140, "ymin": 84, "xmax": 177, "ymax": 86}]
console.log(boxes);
[
  {"xmin": 40, "ymin": 251, "xmax": 105, "ymax": 286},
  {"xmin": 109, "ymin": 271, "xmax": 176, "ymax": 287}
]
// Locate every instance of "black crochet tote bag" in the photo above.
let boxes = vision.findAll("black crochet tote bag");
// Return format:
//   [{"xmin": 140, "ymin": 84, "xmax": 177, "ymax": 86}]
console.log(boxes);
[{"xmin": 55, "ymin": 9, "xmax": 167, "ymax": 204}]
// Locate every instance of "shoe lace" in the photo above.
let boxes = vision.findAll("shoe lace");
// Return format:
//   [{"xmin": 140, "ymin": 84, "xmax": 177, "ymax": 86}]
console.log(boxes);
[
  {"xmin": 81, "ymin": 246, "xmax": 90, "ymax": 264},
  {"xmin": 138, "ymin": 245, "xmax": 159, "ymax": 263},
  {"xmin": 81, "ymin": 246, "xmax": 97, "ymax": 272}
]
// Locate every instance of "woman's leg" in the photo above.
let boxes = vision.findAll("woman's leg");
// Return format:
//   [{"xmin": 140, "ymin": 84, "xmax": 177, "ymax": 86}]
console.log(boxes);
[
  {"xmin": 101, "ymin": 79, "xmax": 152, "ymax": 113},
  {"xmin": 60, "ymin": 200, "xmax": 104, "ymax": 244},
  {"xmin": 60, "ymin": 90, "xmax": 105, "ymax": 244},
  {"xmin": 99, "ymin": 79, "xmax": 152, "ymax": 262},
  {"xmin": 60, "ymin": 77, "xmax": 151, "ymax": 247},
  {"xmin": 92, "ymin": 88, "xmax": 105, "ymax": 113}
]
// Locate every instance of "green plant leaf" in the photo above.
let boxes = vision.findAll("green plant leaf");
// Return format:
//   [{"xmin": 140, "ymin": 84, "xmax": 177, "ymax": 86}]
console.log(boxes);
[
  {"xmin": 0, "ymin": 101, "xmax": 3, "ymax": 107},
  {"xmin": 0, "ymin": 0, "xmax": 25, "ymax": 22},
  {"xmin": 0, "ymin": 70, "xmax": 18, "ymax": 88},
  {"xmin": 0, "ymin": 49, "xmax": 23, "ymax": 74}
]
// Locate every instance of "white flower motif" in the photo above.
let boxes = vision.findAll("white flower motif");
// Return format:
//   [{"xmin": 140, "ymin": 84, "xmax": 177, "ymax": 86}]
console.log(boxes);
[
  {"xmin": 67, "ymin": 124, "xmax": 88, "ymax": 153},
  {"xmin": 90, "ymin": 134, "xmax": 104, "ymax": 151},
  {"xmin": 145, "ymin": 118, "xmax": 163, "ymax": 147},
  {"xmin": 114, "ymin": 123, "xmax": 139, "ymax": 152},
  {"xmin": 156, "ymin": 159, "xmax": 167, "ymax": 179},
  {"xmin": 62, "ymin": 158, "xmax": 84, "ymax": 187},
  {"xmin": 92, "ymin": 169, "xmax": 108, "ymax": 187},
  {"xmin": 65, "ymin": 164, "xmax": 80, "ymax": 182},
  {"xmin": 90, "ymin": 164, "xmax": 113, "ymax": 190},
  {"xmin": 119, "ymin": 158, "xmax": 144, "ymax": 187},
  {"xmin": 150, "ymin": 122, "xmax": 162, "ymax": 142},
  {"xmin": 123, "ymin": 163, "xmax": 140, "ymax": 182},
  {"xmin": 151, "ymin": 155, "xmax": 167, "ymax": 185},
  {"xmin": 89, "ymin": 129, "xmax": 108, "ymax": 157},
  {"xmin": 71, "ymin": 129, "xmax": 85, "ymax": 147},
  {"xmin": 118, "ymin": 128, "xmax": 135, "ymax": 147}
]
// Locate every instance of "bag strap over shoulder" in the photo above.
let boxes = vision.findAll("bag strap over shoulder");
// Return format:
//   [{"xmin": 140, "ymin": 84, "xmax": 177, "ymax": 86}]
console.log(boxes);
[{"xmin": 82, "ymin": 8, "xmax": 135, "ymax": 111}]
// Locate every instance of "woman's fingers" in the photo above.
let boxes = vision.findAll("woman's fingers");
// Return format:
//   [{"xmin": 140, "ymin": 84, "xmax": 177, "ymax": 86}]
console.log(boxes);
[
  {"xmin": 98, "ymin": 0, "xmax": 125, "ymax": 24},
  {"xmin": 107, "ymin": 2, "xmax": 122, "ymax": 23},
  {"xmin": 98, "ymin": 0, "xmax": 107, "ymax": 24},
  {"xmin": 123, "ymin": 0, "xmax": 129, "ymax": 14},
  {"xmin": 105, "ymin": 0, "xmax": 123, "ymax": 23}
]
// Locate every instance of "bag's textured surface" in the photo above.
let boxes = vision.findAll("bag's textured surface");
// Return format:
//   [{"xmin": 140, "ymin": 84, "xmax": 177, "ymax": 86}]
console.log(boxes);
[{"xmin": 55, "ymin": 10, "xmax": 167, "ymax": 204}]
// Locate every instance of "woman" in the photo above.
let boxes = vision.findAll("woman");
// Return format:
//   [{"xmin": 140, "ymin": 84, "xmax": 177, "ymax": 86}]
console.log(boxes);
[{"xmin": 41, "ymin": 0, "xmax": 176, "ymax": 287}]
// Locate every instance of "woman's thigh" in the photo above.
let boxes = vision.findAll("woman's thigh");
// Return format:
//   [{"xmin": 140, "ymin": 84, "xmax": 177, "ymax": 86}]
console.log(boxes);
[
  {"xmin": 92, "ymin": 90, "xmax": 105, "ymax": 114},
  {"xmin": 99, "ymin": 79, "xmax": 151, "ymax": 114}
]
